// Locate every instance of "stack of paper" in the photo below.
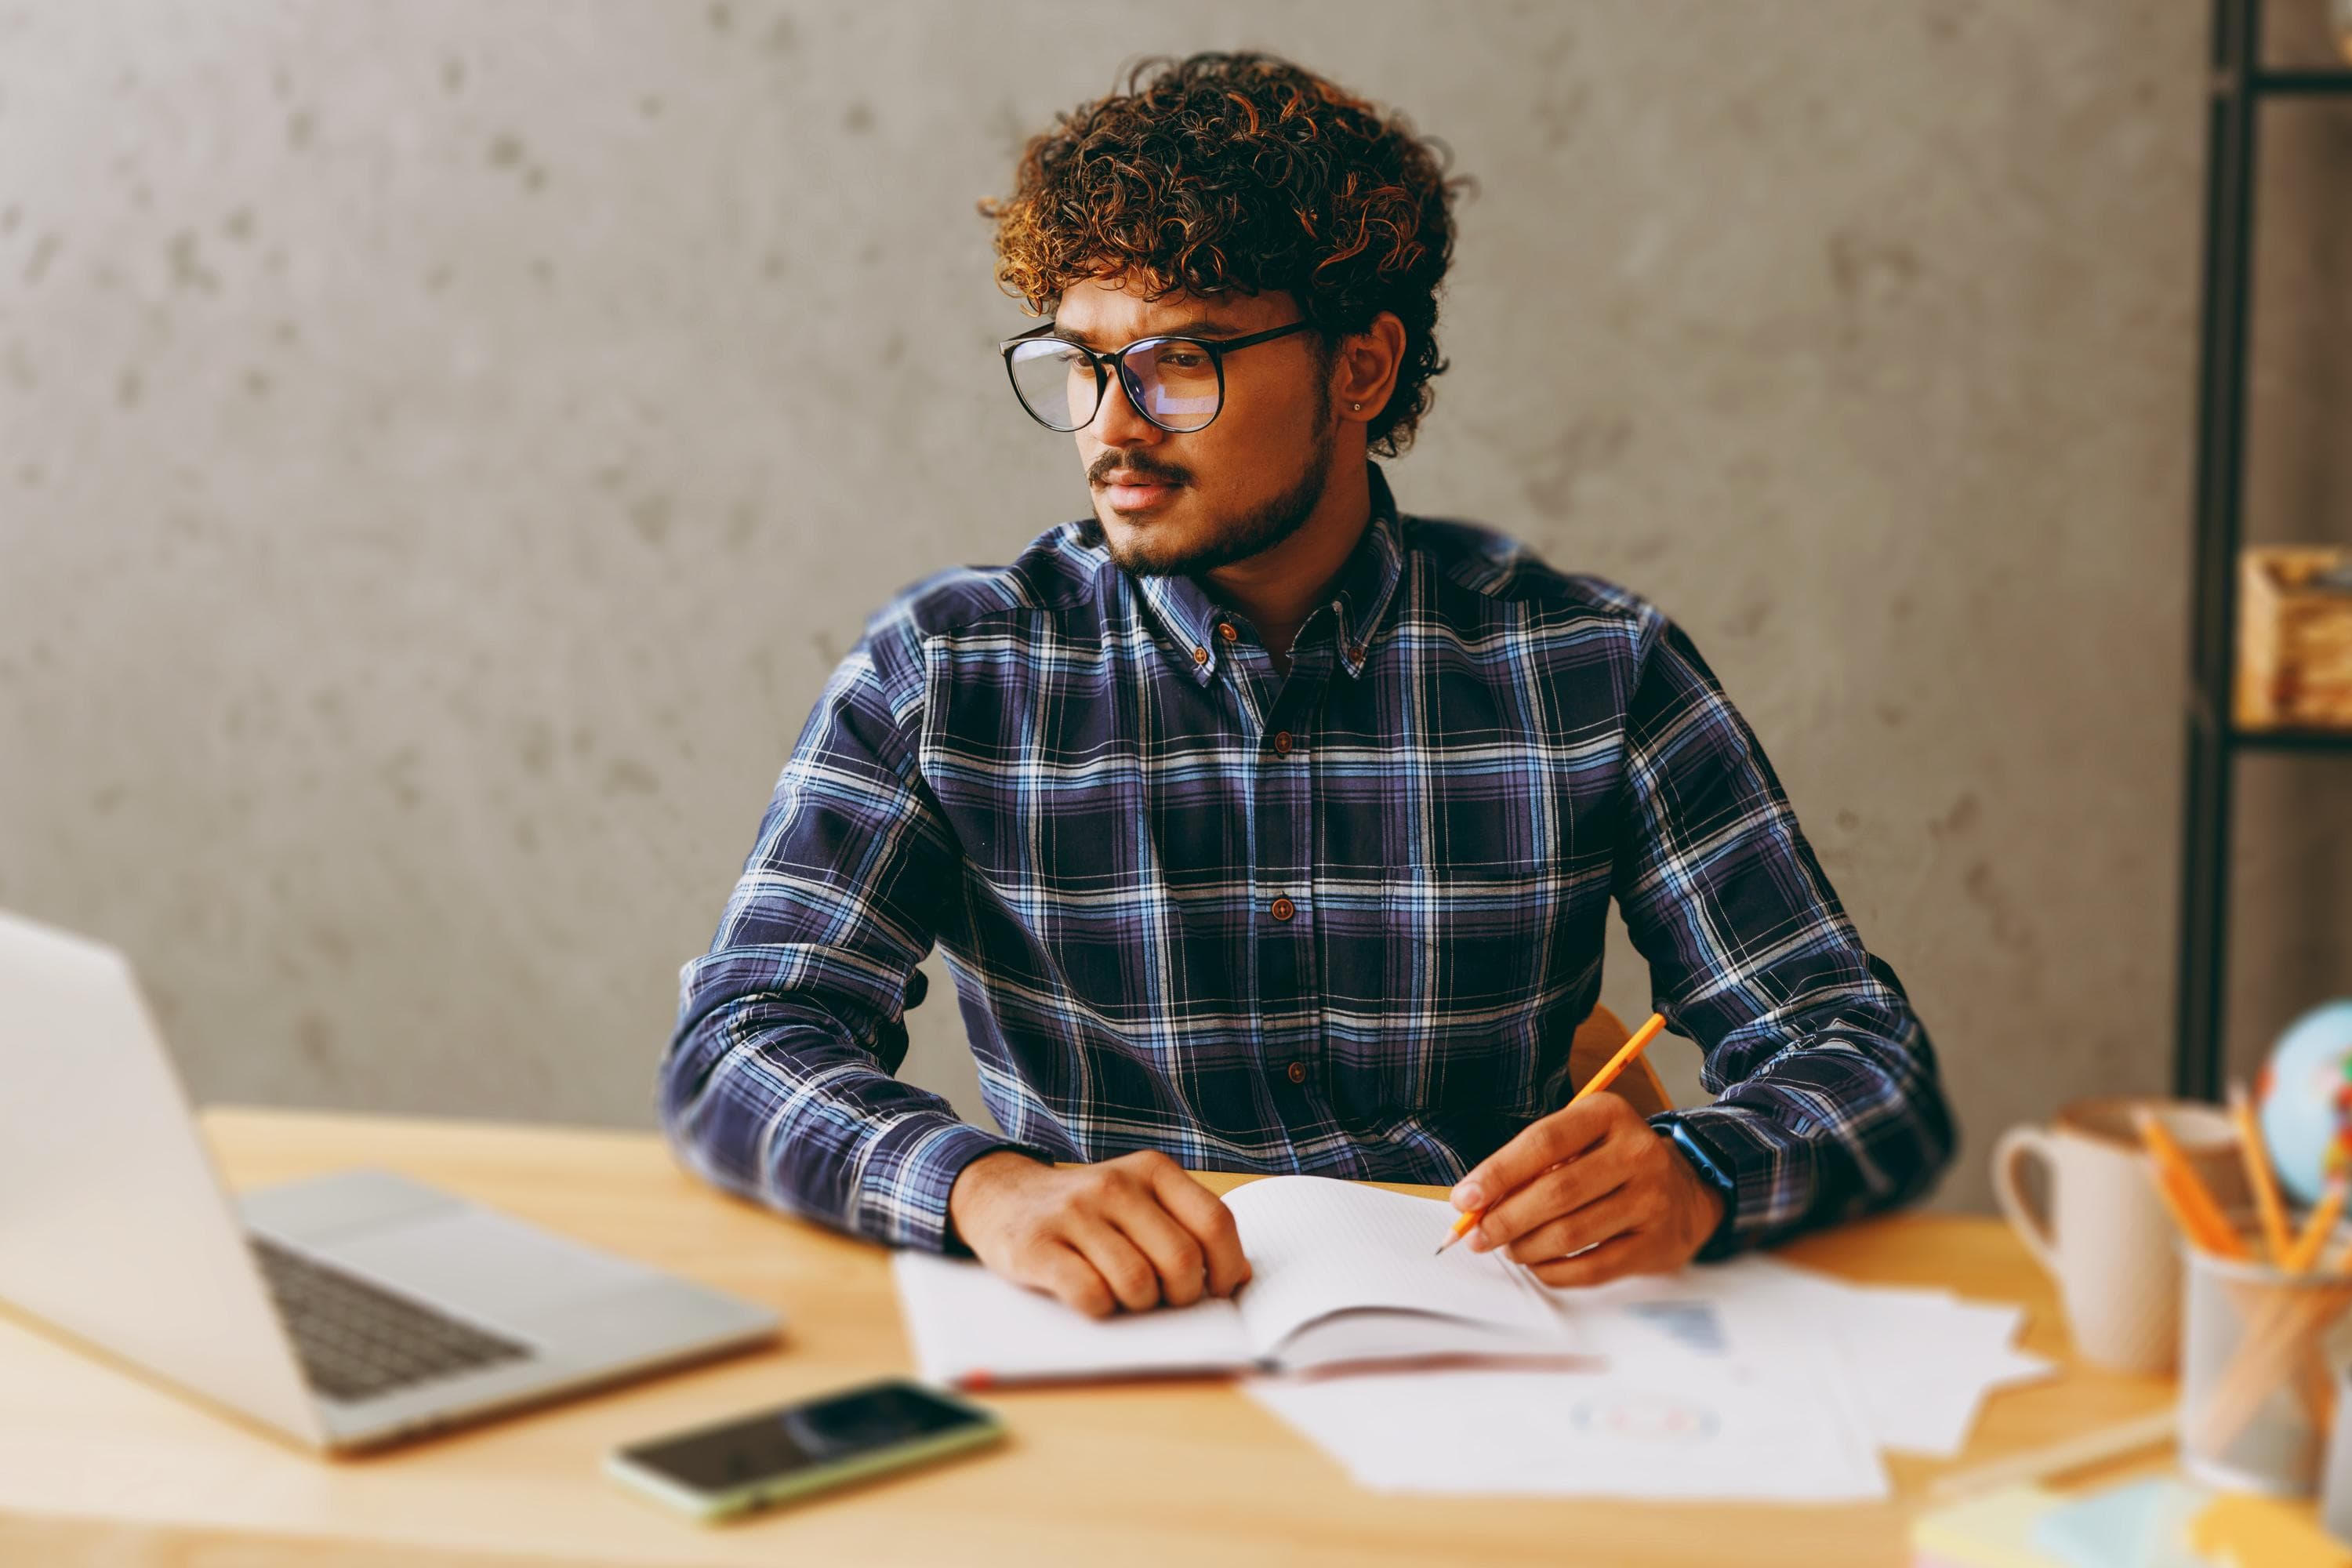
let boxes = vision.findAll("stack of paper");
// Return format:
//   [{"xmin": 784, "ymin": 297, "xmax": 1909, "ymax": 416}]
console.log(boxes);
[
  {"xmin": 1609, "ymin": 1254, "xmax": 2060, "ymax": 1459},
  {"xmin": 1245, "ymin": 1252, "xmax": 2056, "ymax": 1500},
  {"xmin": 1909, "ymin": 1478, "xmax": 2267, "ymax": 1568},
  {"xmin": 2033, "ymin": 1479, "xmax": 2210, "ymax": 1568}
]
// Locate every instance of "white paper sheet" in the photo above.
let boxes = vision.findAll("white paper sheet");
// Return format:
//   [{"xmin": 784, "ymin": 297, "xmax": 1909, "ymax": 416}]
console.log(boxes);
[
  {"xmin": 1857, "ymin": 1338, "xmax": 2057, "ymax": 1458},
  {"xmin": 1247, "ymin": 1331, "xmax": 1889, "ymax": 1501},
  {"xmin": 1686, "ymin": 1258, "xmax": 2056, "ymax": 1457}
]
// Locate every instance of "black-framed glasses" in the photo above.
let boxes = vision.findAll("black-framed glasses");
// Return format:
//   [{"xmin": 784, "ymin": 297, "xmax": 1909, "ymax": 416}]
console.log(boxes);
[{"xmin": 999, "ymin": 319, "xmax": 1317, "ymax": 434}]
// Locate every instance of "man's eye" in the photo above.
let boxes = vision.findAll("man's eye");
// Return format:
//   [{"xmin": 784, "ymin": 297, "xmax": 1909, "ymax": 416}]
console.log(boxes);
[{"xmin": 1156, "ymin": 351, "xmax": 1207, "ymax": 368}]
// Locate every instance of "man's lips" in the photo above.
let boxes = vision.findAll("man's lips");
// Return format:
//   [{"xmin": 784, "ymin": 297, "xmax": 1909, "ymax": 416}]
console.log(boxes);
[{"xmin": 1100, "ymin": 475, "xmax": 1184, "ymax": 510}]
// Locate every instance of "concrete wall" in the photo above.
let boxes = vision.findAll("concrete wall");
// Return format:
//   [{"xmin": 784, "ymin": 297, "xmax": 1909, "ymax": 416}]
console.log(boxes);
[{"xmin": 5, "ymin": 1, "xmax": 2348, "ymax": 1214}]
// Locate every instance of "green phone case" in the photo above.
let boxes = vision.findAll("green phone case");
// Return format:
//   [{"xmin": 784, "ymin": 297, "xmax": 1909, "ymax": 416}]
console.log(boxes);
[{"xmin": 603, "ymin": 1385, "xmax": 1005, "ymax": 1523}]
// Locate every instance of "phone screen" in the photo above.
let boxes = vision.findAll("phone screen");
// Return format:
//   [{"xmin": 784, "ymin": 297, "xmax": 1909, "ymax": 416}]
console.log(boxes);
[{"xmin": 616, "ymin": 1381, "xmax": 991, "ymax": 1495}]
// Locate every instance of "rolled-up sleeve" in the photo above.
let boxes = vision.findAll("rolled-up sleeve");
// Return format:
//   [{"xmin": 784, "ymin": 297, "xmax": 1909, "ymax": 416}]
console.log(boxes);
[
  {"xmin": 1611, "ymin": 604, "xmax": 1956, "ymax": 1259},
  {"xmin": 659, "ymin": 607, "xmax": 1054, "ymax": 1251}
]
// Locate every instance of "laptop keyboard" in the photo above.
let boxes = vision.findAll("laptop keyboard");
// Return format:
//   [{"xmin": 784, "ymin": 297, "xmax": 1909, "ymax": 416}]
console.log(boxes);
[{"xmin": 250, "ymin": 1236, "xmax": 533, "ymax": 1403}]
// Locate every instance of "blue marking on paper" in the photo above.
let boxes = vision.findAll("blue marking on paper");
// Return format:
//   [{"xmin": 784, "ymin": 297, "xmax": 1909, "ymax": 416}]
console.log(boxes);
[{"xmin": 1625, "ymin": 1298, "xmax": 1727, "ymax": 1356}]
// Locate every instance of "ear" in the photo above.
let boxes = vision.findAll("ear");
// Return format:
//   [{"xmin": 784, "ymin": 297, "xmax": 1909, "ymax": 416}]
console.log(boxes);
[{"xmin": 1332, "ymin": 311, "xmax": 1406, "ymax": 427}]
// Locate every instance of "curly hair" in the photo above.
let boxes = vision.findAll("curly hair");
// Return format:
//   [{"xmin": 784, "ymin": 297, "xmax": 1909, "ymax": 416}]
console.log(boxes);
[{"xmin": 978, "ymin": 52, "xmax": 1472, "ymax": 458}]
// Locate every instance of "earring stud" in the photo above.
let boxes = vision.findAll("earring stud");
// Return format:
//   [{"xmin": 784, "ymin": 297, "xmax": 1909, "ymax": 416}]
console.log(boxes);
[{"xmin": 1352, "ymin": 402, "xmax": 1362, "ymax": 411}]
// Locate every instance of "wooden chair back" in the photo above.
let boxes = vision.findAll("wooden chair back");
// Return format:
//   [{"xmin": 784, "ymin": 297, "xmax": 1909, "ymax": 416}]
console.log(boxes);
[{"xmin": 1567, "ymin": 1004, "xmax": 1674, "ymax": 1116}]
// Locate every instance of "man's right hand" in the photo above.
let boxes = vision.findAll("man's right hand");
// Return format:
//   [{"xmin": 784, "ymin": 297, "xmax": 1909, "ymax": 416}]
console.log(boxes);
[{"xmin": 946, "ymin": 1149, "xmax": 1251, "ymax": 1318}]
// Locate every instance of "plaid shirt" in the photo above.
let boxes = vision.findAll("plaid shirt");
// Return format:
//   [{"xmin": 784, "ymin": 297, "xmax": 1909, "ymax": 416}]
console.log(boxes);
[{"xmin": 661, "ymin": 462, "xmax": 1953, "ymax": 1260}]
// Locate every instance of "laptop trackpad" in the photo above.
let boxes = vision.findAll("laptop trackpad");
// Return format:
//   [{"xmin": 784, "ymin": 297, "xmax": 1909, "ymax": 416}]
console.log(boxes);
[{"xmin": 317, "ymin": 1210, "xmax": 654, "ymax": 1328}]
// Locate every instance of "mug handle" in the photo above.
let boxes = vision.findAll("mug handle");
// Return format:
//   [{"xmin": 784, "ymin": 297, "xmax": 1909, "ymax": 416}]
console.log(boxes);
[{"xmin": 1992, "ymin": 1124, "xmax": 2060, "ymax": 1276}]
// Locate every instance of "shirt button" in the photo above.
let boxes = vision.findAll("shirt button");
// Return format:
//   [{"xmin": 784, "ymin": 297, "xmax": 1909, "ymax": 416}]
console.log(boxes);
[
  {"xmin": 1286, "ymin": 1061, "xmax": 1307, "ymax": 1085},
  {"xmin": 1269, "ymin": 896, "xmax": 1295, "ymax": 922},
  {"xmin": 1218, "ymin": 622, "xmax": 1238, "ymax": 642},
  {"xmin": 1272, "ymin": 731, "xmax": 1294, "ymax": 756},
  {"xmin": 1192, "ymin": 644, "xmax": 1209, "ymax": 665}
]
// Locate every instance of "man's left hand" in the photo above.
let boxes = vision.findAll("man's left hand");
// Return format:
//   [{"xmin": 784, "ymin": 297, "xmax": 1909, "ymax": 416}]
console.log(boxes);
[{"xmin": 1448, "ymin": 1094, "xmax": 1726, "ymax": 1287}]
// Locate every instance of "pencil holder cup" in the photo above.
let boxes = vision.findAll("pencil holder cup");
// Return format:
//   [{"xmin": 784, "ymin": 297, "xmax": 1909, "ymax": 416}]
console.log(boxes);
[
  {"xmin": 2178, "ymin": 1237, "xmax": 2352, "ymax": 1495},
  {"xmin": 2323, "ymin": 1362, "xmax": 2352, "ymax": 1544}
]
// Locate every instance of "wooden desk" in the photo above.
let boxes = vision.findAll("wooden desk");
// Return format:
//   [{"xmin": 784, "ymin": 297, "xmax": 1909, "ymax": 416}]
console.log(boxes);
[{"xmin": 0, "ymin": 1107, "xmax": 2178, "ymax": 1568}]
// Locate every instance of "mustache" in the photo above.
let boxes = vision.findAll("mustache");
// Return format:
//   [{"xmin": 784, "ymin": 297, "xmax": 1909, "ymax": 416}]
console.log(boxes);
[{"xmin": 1090, "ymin": 455, "xmax": 1191, "ymax": 486}]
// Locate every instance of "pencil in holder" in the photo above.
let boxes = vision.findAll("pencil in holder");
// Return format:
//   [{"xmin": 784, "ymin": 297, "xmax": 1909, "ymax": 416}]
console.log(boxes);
[{"xmin": 2178, "ymin": 1232, "xmax": 2352, "ymax": 1495}]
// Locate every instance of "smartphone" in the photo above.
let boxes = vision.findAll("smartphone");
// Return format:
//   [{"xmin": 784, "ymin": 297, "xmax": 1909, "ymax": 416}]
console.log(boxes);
[{"xmin": 604, "ymin": 1378, "xmax": 1004, "ymax": 1522}]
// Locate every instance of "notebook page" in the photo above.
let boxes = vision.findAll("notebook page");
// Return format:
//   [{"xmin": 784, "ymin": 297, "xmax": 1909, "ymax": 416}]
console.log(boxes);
[
  {"xmin": 892, "ymin": 1249, "xmax": 1253, "ymax": 1386},
  {"xmin": 1223, "ymin": 1177, "xmax": 1572, "ymax": 1358}
]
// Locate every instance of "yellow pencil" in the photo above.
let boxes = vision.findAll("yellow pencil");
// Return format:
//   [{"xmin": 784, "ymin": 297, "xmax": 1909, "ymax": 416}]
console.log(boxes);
[
  {"xmin": 1436, "ymin": 1010, "xmax": 1669, "ymax": 1256},
  {"xmin": 2227, "ymin": 1083, "xmax": 2293, "ymax": 1265},
  {"xmin": 2133, "ymin": 1109, "xmax": 2248, "ymax": 1260},
  {"xmin": 2286, "ymin": 1178, "xmax": 2348, "ymax": 1275}
]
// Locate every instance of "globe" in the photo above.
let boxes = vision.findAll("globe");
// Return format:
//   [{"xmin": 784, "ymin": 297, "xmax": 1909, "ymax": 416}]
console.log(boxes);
[{"xmin": 2255, "ymin": 999, "xmax": 2352, "ymax": 1207}]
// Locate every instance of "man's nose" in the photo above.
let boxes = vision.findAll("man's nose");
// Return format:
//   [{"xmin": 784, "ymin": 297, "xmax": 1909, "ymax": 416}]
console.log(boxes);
[{"xmin": 1087, "ymin": 361, "xmax": 1163, "ymax": 448}]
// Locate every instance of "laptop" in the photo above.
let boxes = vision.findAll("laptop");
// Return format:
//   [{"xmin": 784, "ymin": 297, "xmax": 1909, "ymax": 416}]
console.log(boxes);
[{"xmin": 0, "ymin": 907, "xmax": 780, "ymax": 1451}]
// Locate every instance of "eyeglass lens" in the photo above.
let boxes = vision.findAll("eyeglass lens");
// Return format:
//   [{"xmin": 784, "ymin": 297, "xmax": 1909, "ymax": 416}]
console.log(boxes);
[{"xmin": 1007, "ymin": 337, "xmax": 1222, "ymax": 433}]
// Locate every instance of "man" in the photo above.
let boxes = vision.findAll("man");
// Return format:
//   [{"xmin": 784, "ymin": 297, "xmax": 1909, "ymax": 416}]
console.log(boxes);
[{"xmin": 661, "ymin": 52, "xmax": 1954, "ymax": 1317}]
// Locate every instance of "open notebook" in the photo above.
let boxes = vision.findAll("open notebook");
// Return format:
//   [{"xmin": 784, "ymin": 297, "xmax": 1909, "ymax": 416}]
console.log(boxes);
[{"xmin": 893, "ymin": 1175, "xmax": 1588, "ymax": 1387}]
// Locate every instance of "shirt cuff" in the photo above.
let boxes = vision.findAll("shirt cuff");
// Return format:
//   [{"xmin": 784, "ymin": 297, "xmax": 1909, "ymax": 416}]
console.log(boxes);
[
  {"xmin": 1652, "ymin": 1108, "xmax": 1779, "ymax": 1262},
  {"xmin": 849, "ymin": 1114, "xmax": 1059, "ymax": 1254}
]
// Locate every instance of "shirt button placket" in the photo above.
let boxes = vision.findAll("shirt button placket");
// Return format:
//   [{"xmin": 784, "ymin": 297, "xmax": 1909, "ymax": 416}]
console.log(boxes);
[{"xmin": 1255, "ymin": 641, "xmax": 1319, "ymax": 1134}]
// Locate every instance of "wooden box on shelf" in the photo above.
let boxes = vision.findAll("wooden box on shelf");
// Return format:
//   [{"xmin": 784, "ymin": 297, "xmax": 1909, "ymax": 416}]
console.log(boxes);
[{"xmin": 2238, "ymin": 546, "xmax": 2352, "ymax": 731}]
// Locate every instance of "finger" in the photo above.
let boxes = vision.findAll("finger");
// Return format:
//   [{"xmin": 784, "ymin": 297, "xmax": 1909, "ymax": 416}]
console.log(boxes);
[
  {"xmin": 1504, "ymin": 1188, "xmax": 1640, "ymax": 1267},
  {"xmin": 1471, "ymin": 1135, "xmax": 1642, "ymax": 1251},
  {"xmin": 1528, "ymin": 1231, "xmax": 1653, "ymax": 1290},
  {"xmin": 1452, "ymin": 1098, "xmax": 1622, "ymax": 1215},
  {"xmin": 1024, "ymin": 1240, "xmax": 1116, "ymax": 1318},
  {"xmin": 1102, "ymin": 1186, "xmax": 1210, "ymax": 1308},
  {"xmin": 1065, "ymin": 1218, "xmax": 1163, "ymax": 1313},
  {"xmin": 1145, "ymin": 1162, "xmax": 1252, "ymax": 1296}
]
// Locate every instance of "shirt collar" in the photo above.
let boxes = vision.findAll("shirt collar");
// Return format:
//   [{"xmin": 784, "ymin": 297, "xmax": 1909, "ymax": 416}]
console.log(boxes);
[{"xmin": 1127, "ymin": 460, "xmax": 1407, "ymax": 687}]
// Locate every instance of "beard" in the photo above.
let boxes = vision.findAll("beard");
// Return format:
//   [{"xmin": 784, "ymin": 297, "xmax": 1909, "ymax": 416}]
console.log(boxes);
[{"xmin": 1091, "ymin": 393, "xmax": 1338, "ymax": 579}]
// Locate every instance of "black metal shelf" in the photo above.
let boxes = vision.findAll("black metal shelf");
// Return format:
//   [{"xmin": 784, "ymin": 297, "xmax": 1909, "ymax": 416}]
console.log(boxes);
[
  {"xmin": 2249, "ymin": 67, "xmax": 2352, "ymax": 95},
  {"xmin": 2230, "ymin": 726, "xmax": 2352, "ymax": 752},
  {"xmin": 2174, "ymin": 0, "xmax": 2352, "ymax": 1102}
]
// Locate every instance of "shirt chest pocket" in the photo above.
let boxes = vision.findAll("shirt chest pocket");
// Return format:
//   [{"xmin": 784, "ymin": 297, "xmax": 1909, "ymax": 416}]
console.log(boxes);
[
  {"xmin": 1374, "ymin": 753, "xmax": 1585, "ymax": 1109},
  {"xmin": 1381, "ymin": 853, "xmax": 1569, "ymax": 1014}
]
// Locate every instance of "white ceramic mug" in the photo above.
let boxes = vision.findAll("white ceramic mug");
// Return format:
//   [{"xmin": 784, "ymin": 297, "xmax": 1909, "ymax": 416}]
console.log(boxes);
[{"xmin": 1993, "ymin": 1097, "xmax": 2249, "ymax": 1376}]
